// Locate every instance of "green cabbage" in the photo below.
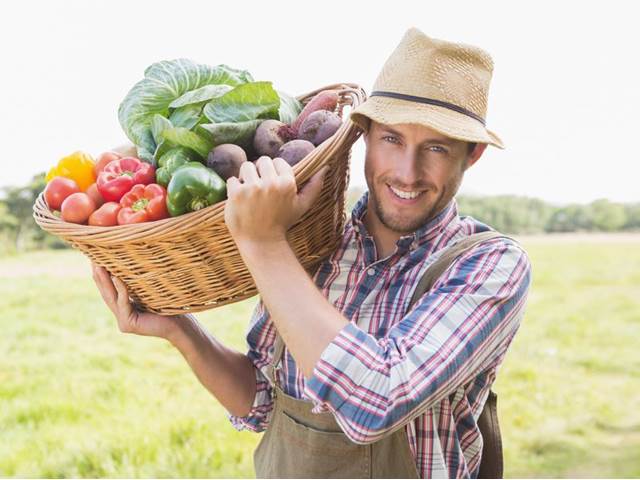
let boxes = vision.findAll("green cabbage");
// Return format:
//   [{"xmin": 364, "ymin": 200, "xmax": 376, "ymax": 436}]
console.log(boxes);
[{"xmin": 117, "ymin": 59, "xmax": 302, "ymax": 164}]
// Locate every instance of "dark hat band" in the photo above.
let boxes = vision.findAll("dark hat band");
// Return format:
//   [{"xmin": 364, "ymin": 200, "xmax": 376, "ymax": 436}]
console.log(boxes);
[{"xmin": 370, "ymin": 90, "xmax": 486, "ymax": 126}]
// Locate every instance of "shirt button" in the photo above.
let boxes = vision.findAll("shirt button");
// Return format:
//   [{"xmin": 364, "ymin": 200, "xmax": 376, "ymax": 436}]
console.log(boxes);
[{"xmin": 367, "ymin": 268, "xmax": 376, "ymax": 276}]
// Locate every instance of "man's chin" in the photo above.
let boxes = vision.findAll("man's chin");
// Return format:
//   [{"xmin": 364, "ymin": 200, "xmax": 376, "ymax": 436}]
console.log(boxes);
[
  {"xmin": 368, "ymin": 184, "xmax": 440, "ymax": 233},
  {"xmin": 377, "ymin": 204, "xmax": 433, "ymax": 234},
  {"xmin": 380, "ymin": 216, "xmax": 427, "ymax": 234}
]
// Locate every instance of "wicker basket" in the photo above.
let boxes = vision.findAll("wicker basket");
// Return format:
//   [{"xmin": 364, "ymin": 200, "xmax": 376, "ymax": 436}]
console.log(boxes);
[{"xmin": 33, "ymin": 83, "xmax": 366, "ymax": 315}]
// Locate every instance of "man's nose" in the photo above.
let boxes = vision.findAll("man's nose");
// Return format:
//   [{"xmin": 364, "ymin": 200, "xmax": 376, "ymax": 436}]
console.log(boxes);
[{"xmin": 394, "ymin": 150, "xmax": 422, "ymax": 187}]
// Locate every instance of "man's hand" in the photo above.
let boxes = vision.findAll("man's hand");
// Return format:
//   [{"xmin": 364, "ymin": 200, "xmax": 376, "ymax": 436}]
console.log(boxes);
[
  {"xmin": 224, "ymin": 156, "xmax": 327, "ymax": 247},
  {"xmin": 92, "ymin": 262, "xmax": 259, "ymax": 417},
  {"xmin": 91, "ymin": 262, "xmax": 183, "ymax": 342}
]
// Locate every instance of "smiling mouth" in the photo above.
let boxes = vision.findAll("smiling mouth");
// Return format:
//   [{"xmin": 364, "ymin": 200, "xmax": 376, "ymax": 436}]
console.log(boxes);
[{"xmin": 387, "ymin": 184, "xmax": 427, "ymax": 201}]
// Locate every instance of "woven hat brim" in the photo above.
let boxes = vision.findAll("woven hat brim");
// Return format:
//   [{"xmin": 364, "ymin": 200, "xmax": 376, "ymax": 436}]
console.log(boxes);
[{"xmin": 350, "ymin": 96, "xmax": 504, "ymax": 149}]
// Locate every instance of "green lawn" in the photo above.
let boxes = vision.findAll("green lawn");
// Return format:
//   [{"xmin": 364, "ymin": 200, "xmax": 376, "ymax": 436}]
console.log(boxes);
[{"xmin": 1, "ymin": 236, "xmax": 639, "ymax": 478}]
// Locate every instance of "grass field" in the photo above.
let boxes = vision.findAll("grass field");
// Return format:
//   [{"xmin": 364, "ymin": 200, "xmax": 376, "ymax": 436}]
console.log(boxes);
[{"xmin": 1, "ymin": 234, "xmax": 639, "ymax": 478}]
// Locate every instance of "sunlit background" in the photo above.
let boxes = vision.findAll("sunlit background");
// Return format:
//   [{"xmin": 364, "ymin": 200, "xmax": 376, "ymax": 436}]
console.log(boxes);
[
  {"xmin": 3, "ymin": 0, "xmax": 639, "ymax": 204},
  {"xmin": 1, "ymin": 1, "xmax": 639, "ymax": 478}
]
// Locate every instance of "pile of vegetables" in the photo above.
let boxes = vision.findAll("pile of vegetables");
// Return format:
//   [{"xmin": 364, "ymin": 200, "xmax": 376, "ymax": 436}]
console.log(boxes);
[{"xmin": 42, "ymin": 59, "xmax": 343, "ymax": 225}]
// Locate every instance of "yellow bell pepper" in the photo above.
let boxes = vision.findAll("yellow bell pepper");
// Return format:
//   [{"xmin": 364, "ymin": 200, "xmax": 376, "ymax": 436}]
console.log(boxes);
[{"xmin": 46, "ymin": 151, "xmax": 96, "ymax": 192}]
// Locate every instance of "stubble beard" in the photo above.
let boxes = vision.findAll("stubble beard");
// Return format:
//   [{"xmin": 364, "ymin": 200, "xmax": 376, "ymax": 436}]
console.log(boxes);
[{"xmin": 369, "ymin": 181, "xmax": 445, "ymax": 235}]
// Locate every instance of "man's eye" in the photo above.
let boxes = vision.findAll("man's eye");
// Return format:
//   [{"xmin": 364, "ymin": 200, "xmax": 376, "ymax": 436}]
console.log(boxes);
[
  {"xmin": 428, "ymin": 146, "xmax": 447, "ymax": 154},
  {"xmin": 383, "ymin": 136, "xmax": 399, "ymax": 144}
]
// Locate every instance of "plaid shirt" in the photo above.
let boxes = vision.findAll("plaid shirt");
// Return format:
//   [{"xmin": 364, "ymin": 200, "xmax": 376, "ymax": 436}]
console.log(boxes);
[{"xmin": 228, "ymin": 191, "xmax": 532, "ymax": 478}]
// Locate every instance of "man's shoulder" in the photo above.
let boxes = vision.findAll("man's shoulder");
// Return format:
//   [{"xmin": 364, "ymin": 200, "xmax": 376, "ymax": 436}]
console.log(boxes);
[
  {"xmin": 437, "ymin": 221, "xmax": 531, "ymax": 273},
  {"xmin": 446, "ymin": 216, "xmax": 527, "ymax": 251}
]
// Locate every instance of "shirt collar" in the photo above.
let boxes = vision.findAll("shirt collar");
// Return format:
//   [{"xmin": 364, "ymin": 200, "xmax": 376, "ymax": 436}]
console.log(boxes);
[{"xmin": 350, "ymin": 190, "xmax": 458, "ymax": 249}]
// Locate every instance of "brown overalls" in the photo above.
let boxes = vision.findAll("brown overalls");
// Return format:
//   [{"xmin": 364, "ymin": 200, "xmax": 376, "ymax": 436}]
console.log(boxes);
[{"xmin": 254, "ymin": 231, "xmax": 507, "ymax": 478}]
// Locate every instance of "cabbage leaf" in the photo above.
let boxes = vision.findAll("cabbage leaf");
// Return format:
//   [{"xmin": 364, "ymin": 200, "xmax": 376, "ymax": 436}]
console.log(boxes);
[{"xmin": 118, "ymin": 59, "xmax": 253, "ymax": 161}]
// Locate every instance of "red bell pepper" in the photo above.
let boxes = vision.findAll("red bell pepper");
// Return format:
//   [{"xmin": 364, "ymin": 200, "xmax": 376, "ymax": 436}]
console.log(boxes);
[
  {"xmin": 117, "ymin": 184, "xmax": 169, "ymax": 225},
  {"xmin": 97, "ymin": 157, "xmax": 156, "ymax": 202}
]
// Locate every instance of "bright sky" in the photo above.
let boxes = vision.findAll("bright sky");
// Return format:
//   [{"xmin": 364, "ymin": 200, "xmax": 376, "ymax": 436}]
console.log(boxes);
[{"xmin": 3, "ymin": 0, "xmax": 638, "ymax": 205}]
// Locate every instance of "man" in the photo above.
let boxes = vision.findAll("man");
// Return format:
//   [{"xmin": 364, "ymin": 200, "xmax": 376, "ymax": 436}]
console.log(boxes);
[{"xmin": 92, "ymin": 28, "xmax": 531, "ymax": 478}]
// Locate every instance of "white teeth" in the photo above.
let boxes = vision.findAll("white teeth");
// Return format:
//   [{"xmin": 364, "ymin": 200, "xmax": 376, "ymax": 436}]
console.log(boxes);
[{"xmin": 389, "ymin": 185, "xmax": 422, "ymax": 200}]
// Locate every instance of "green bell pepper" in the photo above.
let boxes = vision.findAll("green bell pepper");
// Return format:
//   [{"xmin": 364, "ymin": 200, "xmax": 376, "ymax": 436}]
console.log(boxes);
[
  {"xmin": 156, "ymin": 147, "xmax": 198, "ymax": 187},
  {"xmin": 166, "ymin": 162, "xmax": 226, "ymax": 217}
]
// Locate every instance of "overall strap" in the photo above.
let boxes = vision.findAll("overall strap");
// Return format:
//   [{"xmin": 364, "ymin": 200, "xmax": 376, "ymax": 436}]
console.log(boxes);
[
  {"xmin": 408, "ymin": 230, "xmax": 508, "ymax": 308},
  {"xmin": 406, "ymin": 229, "xmax": 509, "ymax": 479}
]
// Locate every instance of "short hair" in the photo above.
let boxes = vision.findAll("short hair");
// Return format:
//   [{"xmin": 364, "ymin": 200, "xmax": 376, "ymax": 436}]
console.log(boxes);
[{"xmin": 467, "ymin": 142, "xmax": 477, "ymax": 154}]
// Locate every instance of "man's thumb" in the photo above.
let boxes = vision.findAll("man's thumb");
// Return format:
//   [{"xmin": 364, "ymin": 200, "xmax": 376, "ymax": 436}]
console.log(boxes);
[{"xmin": 297, "ymin": 166, "xmax": 328, "ymax": 215}]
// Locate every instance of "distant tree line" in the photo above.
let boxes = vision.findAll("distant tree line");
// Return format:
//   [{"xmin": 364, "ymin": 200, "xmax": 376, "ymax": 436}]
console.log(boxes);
[
  {"xmin": 346, "ymin": 187, "xmax": 640, "ymax": 235},
  {"xmin": 0, "ymin": 175, "xmax": 638, "ymax": 255},
  {"xmin": 455, "ymin": 194, "xmax": 640, "ymax": 234},
  {"xmin": 0, "ymin": 173, "xmax": 67, "ymax": 255}
]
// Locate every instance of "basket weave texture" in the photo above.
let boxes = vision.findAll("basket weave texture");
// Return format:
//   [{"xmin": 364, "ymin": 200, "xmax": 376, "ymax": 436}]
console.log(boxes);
[{"xmin": 33, "ymin": 83, "xmax": 366, "ymax": 315}]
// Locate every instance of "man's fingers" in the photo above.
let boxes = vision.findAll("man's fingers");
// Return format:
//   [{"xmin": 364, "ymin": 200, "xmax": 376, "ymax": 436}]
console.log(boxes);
[
  {"xmin": 112, "ymin": 275, "xmax": 133, "ymax": 315},
  {"xmin": 273, "ymin": 157, "xmax": 295, "ymax": 180},
  {"xmin": 255, "ymin": 156, "xmax": 278, "ymax": 181},
  {"xmin": 296, "ymin": 166, "xmax": 328, "ymax": 216},
  {"xmin": 226, "ymin": 176, "xmax": 241, "ymax": 197},
  {"xmin": 91, "ymin": 263, "xmax": 137, "ymax": 334},
  {"xmin": 91, "ymin": 263, "xmax": 118, "ymax": 312},
  {"xmin": 239, "ymin": 160, "xmax": 260, "ymax": 184}
]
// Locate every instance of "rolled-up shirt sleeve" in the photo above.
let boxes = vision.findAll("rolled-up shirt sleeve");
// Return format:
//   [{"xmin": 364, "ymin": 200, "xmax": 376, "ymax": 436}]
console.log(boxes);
[
  {"xmin": 303, "ymin": 239, "xmax": 532, "ymax": 444},
  {"xmin": 227, "ymin": 299, "xmax": 276, "ymax": 432}
]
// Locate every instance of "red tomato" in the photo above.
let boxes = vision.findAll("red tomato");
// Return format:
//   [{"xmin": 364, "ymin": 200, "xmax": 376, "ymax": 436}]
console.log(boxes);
[
  {"xmin": 94, "ymin": 151, "xmax": 122, "ymax": 177},
  {"xmin": 44, "ymin": 177, "xmax": 80, "ymax": 210},
  {"xmin": 88, "ymin": 202, "xmax": 121, "ymax": 226},
  {"xmin": 86, "ymin": 183, "xmax": 105, "ymax": 208},
  {"xmin": 61, "ymin": 192, "xmax": 96, "ymax": 224}
]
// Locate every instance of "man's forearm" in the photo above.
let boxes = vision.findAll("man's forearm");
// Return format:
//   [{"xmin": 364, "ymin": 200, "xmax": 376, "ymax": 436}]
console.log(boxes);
[
  {"xmin": 237, "ymin": 238, "xmax": 348, "ymax": 379},
  {"xmin": 168, "ymin": 314, "xmax": 257, "ymax": 417}
]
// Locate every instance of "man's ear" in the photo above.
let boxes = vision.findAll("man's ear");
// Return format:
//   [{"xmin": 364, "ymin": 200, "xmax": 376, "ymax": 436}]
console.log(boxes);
[{"xmin": 465, "ymin": 143, "xmax": 488, "ymax": 170}]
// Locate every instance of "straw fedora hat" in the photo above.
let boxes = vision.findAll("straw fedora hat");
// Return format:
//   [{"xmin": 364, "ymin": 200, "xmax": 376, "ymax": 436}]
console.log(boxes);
[{"xmin": 350, "ymin": 27, "xmax": 504, "ymax": 149}]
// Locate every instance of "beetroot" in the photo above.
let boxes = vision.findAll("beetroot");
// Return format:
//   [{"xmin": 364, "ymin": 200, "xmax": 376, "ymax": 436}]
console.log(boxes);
[
  {"xmin": 298, "ymin": 110, "xmax": 342, "ymax": 146},
  {"xmin": 207, "ymin": 144, "xmax": 247, "ymax": 180},
  {"xmin": 277, "ymin": 140, "xmax": 315, "ymax": 167},
  {"xmin": 253, "ymin": 120, "xmax": 296, "ymax": 157}
]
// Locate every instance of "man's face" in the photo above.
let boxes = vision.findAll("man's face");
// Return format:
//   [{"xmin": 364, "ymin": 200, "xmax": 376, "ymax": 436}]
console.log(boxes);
[{"xmin": 363, "ymin": 121, "xmax": 485, "ymax": 235}]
